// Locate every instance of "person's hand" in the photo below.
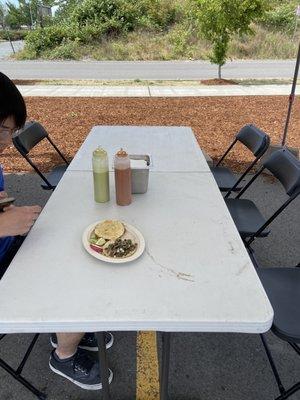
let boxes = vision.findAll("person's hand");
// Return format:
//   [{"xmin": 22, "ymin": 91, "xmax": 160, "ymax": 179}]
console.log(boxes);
[
  {"xmin": 0, "ymin": 206, "xmax": 42, "ymax": 237},
  {"xmin": 0, "ymin": 191, "xmax": 8, "ymax": 199}
]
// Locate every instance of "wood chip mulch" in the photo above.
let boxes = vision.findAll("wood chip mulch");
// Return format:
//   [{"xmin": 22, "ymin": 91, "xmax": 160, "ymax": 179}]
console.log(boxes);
[
  {"xmin": 3, "ymin": 96, "xmax": 299, "ymax": 174},
  {"xmin": 201, "ymin": 79, "xmax": 238, "ymax": 85}
]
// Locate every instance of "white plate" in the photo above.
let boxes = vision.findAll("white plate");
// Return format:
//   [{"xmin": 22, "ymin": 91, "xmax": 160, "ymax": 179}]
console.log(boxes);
[{"xmin": 82, "ymin": 221, "xmax": 145, "ymax": 264}]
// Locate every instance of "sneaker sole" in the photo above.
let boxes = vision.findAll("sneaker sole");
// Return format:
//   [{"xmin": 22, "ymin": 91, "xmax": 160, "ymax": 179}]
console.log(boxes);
[
  {"xmin": 49, "ymin": 362, "xmax": 113, "ymax": 391},
  {"xmin": 50, "ymin": 333, "xmax": 114, "ymax": 352}
]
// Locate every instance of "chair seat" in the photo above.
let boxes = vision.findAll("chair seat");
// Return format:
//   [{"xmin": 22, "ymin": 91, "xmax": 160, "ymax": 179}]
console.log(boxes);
[
  {"xmin": 41, "ymin": 165, "xmax": 68, "ymax": 190},
  {"xmin": 210, "ymin": 166, "xmax": 243, "ymax": 192},
  {"xmin": 257, "ymin": 268, "xmax": 300, "ymax": 343},
  {"xmin": 225, "ymin": 198, "xmax": 269, "ymax": 239}
]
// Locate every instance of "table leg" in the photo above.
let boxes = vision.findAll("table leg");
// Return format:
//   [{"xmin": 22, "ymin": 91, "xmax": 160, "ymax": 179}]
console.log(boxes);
[
  {"xmin": 97, "ymin": 332, "xmax": 111, "ymax": 400},
  {"xmin": 160, "ymin": 332, "xmax": 171, "ymax": 400}
]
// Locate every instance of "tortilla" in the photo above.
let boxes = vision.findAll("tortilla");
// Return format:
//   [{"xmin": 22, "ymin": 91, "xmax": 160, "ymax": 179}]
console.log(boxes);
[{"xmin": 94, "ymin": 220, "xmax": 125, "ymax": 240}]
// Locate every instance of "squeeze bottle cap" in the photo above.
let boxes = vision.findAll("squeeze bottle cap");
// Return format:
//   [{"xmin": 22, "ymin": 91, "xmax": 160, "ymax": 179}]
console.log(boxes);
[
  {"xmin": 116, "ymin": 148, "xmax": 128, "ymax": 157},
  {"xmin": 93, "ymin": 147, "xmax": 107, "ymax": 158}
]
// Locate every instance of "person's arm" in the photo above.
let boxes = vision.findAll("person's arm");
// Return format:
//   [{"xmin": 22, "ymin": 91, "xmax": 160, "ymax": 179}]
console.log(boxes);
[{"xmin": 0, "ymin": 206, "xmax": 41, "ymax": 237}]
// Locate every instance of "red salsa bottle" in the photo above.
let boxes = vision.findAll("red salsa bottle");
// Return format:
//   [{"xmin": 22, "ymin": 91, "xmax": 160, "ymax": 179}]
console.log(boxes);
[{"xmin": 114, "ymin": 149, "xmax": 132, "ymax": 206}]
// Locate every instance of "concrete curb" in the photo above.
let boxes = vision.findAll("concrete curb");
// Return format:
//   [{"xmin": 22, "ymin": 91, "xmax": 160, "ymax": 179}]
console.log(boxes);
[{"xmin": 17, "ymin": 84, "xmax": 297, "ymax": 97}]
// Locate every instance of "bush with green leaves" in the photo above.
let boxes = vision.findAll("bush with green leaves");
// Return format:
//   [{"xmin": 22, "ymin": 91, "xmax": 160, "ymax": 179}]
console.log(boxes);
[
  {"xmin": 25, "ymin": 23, "xmax": 105, "ymax": 55},
  {"xmin": 44, "ymin": 38, "xmax": 81, "ymax": 59},
  {"xmin": 25, "ymin": 25, "xmax": 72, "ymax": 54},
  {"xmin": 0, "ymin": 30, "xmax": 28, "ymax": 41},
  {"xmin": 262, "ymin": 3, "xmax": 297, "ymax": 33},
  {"xmin": 24, "ymin": 0, "xmax": 179, "ymax": 56},
  {"xmin": 70, "ymin": 0, "xmax": 177, "ymax": 32}
]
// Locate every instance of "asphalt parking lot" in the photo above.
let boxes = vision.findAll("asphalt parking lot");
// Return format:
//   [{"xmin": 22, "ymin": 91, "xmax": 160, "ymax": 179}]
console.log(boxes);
[{"xmin": 0, "ymin": 171, "xmax": 299, "ymax": 400}]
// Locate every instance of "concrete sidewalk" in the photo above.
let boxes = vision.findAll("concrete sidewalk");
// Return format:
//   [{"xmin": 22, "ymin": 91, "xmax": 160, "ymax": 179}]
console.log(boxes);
[{"xmin": 18, "ymin": 84, "xmax": 296, "ymax": 97}]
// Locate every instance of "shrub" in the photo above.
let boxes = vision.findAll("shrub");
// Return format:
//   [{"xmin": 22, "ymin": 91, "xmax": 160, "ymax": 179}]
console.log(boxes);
[
  {"xmin": 25, "ymin": 23, "xmax": 104, "ymax": 55},
  {"xmin": 137, "ymin": 0, "xmax": 179, "ymax": 30},
  {"xmin": 0, "ymin": 29, "xmax": 28, "ymax": 41},
  {"xmin": 71, "ymin": 0, "xmax": 139, "ymax": 33},
  {"xmin": 44, "ymin": 39, "xmax": 81, "ymax": 60},
  {"xmin": 262, "ymin": 3, "xmax": 297, "ymax": 33},
  {"xmin": 25, "ymin": 25, "xmax": 72, "ymax": 54}
]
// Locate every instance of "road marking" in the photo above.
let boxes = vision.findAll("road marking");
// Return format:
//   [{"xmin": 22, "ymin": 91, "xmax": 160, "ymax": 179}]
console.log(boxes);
[{"xmin": 136, "ymin": 331, "xmax": 160, "ymax": 400}]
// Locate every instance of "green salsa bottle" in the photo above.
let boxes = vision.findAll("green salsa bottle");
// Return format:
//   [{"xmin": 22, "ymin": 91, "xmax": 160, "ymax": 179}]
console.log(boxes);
[{"xmin": 92, "ymin": 147, "xmax": 110, "ymax": 203}]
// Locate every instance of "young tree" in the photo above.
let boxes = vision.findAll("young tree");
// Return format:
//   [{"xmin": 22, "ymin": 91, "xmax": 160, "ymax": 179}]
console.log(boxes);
[
  {"xmin": 6, "ymin": 0, "xmax": 55, "ymax": 29},
  {"xmin": 192, "ymin": 0, "xmax": 267, "ymax": 79}
]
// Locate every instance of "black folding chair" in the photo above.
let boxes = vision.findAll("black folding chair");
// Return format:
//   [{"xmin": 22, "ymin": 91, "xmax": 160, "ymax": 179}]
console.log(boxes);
[
  {"xmin": 0, "ymin": 240, "xmax": 46, "ymax": 398},
  {"xmin": 211, "ymin": 124, "xmax": 270, "ymax": 196},
  {"xmin": 257, "ymin": 265, "xmax": 300, "ymax": 400},
  {"xmin": 0, "ymin": 334, "xmax": 46, "ymax": 399},
  {"xmin": 225, "ymin": 149, "xmax": 300, "ymax": 246},
  {"xmin": 13, "ymin": 121, "xmax": 69, "ymax": 191}
]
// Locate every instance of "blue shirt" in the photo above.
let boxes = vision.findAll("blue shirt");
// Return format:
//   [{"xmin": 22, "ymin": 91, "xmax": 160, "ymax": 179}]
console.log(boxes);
[{"xmin": 0, "ymin": 166, "xmax": 14, "ymax": 262}]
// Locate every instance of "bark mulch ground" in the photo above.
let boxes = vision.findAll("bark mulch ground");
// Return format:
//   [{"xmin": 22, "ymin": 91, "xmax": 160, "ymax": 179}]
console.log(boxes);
[{"xmin": 3, "ymin": 96, "xmax": 299, "ymax": 174}]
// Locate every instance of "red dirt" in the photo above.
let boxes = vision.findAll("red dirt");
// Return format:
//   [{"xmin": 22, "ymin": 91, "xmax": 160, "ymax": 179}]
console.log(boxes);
[{"xmin": 2, "ymin": 96, "xmax": 299, "ymax": 174}]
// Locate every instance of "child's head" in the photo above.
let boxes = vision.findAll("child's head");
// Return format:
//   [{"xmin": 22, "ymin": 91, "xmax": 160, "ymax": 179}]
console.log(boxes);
[{"xmin": 0, "ymin": 72, "xmax": 27, "ymax": 149}]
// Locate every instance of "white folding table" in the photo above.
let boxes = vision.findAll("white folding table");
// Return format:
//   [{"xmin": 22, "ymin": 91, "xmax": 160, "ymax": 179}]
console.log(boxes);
[
  {"xmin": 0, "ymin": 126, "xmax": 273, "ymax": 400},
  {"xmin": 68, "ymin": 126, "xmax": 209, "ymax": 172}
]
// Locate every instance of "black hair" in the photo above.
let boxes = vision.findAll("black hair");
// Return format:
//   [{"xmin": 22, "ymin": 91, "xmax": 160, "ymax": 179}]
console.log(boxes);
[{"xmin": 0, "ymin": 72, "xmax": 27, "ymax": 129}]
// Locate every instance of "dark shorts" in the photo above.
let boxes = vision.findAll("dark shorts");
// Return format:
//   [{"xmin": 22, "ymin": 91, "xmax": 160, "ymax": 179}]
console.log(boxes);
[{"xmin": 0, "ymin": 236, "xmax": 26, "ymax": 279}]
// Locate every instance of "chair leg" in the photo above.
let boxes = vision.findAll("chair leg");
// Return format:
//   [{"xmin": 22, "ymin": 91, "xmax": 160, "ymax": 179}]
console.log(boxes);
[
  {"xmin": 260, "ymin": 334, "xmax": 285, "ymax": 395},
  {"xmin": 160, "ymin": 332, "xmax": 171, "ymax": 400},
  {"xmin": 0, "ymin": 334, "xmax": 46, "ymax": 399},
  {"xmin": 275, "ymin": 382, "xmax": 300, "ymax": 400},
  {"xmin": 17, "ymin": 333, "xmax": 40, "ymax": 374},
  {"xmin": 260, "ymin": 334, "xmax": 300, "ymax": 400},
  {"xmin": 97, "ymin": 332, "xmax": 111, "ymax": 400}
]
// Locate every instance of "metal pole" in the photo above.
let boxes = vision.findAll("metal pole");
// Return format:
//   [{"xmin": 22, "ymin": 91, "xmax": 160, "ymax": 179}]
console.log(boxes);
[
  {"xmin": 3, "ymin": 5, "xmax": 15, "ymax": 54},
  {"xmin": 4, "ymin": 29, "xmax": 15, "ymax": 53},
  {"xmin": 160, "ymin": 332, "xmax": 171, "ymax": 400},
  {"xmin": 281, "ymin": 41, "xmax": 300, "ymax": 146},
  {"xmin": 28, "ymin": 1, "xmax": 34, "ymax": 30},
  {"xmin": 97, "ymin": 332, "xmax": 111, "ymax": 400}
]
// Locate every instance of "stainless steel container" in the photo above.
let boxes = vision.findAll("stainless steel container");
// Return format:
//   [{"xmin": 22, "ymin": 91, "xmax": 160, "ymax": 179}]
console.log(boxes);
[{"xmin": 130, "ymin": 154, "xmax": 150, "ymax": 194}]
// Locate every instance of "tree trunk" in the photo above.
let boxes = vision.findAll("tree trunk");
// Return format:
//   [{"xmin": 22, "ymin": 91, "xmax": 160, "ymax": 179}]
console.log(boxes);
[{"xmin": 218, "ymin": 64, "xmax": 222, "ymax": 79}]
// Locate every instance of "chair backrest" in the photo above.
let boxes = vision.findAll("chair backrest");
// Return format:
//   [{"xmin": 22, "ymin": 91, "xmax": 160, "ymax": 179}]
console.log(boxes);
[
  {"xmin": 12, "ymin": 120, "xmax": 69, "ymax": 191},
  {"xmin": 221, "ymin": 124, "xmax": 270, "ymax": 197},
  {"xmin": 13, "ymin": 121, "xmax": 48, "ymax": 155},
  {"xmin": 240, "ymin": 148, "xmax": 300, "ymax": 246},
  {"xmin": 263, "ymin": 149, "xmax": 300, "ymax": 197},
  {"xmin": 236, "ymin": 124, "xmax": 270, "ymax": 157}
]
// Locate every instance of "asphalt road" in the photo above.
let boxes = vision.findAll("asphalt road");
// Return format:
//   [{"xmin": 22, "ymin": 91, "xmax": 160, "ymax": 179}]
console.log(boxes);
[
  {"xmin": 0, "ymin": 59, "xmax": 296, "ymax": 80},
  {"xmin": 0, "ymin": 171, "xmax": 299, "ymax": 400}
]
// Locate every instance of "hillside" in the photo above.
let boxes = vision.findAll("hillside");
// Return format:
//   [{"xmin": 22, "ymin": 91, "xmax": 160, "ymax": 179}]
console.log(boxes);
[{"xmin": 13, "ymin": 0, "xmax": 300, "ymax": 61}]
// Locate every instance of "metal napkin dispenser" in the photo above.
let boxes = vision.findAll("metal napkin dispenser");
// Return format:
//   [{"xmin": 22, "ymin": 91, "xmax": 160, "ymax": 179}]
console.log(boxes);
[{"xmin": 130, "ymin": 155, "xmax": 151, "ymax": 194}]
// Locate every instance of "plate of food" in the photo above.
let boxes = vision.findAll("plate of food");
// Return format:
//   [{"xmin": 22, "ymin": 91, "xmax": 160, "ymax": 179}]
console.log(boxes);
[{"xmin": 82, "ymin": 219, "xmax": 145, "ymax": 263}]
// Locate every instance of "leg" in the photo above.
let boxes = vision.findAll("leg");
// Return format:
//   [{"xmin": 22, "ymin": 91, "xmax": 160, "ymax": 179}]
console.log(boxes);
[
  {"xmin": 50, "ymin": 332, "xmax": 106, "ymax": 391},
  {"xmin": 97, "ymin": 332, "xmax": 111, "ymax": 400},
  {"xmin": 160, "ymin": 332, "xmax": 171, "ymax": 400},
  {"xmin": 55, "ymin": 333, "xmax": 84, "ymax": 359},
  {"xmin": 0, "ymin": 236, "xmax": 26, "ymax": 279}
]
